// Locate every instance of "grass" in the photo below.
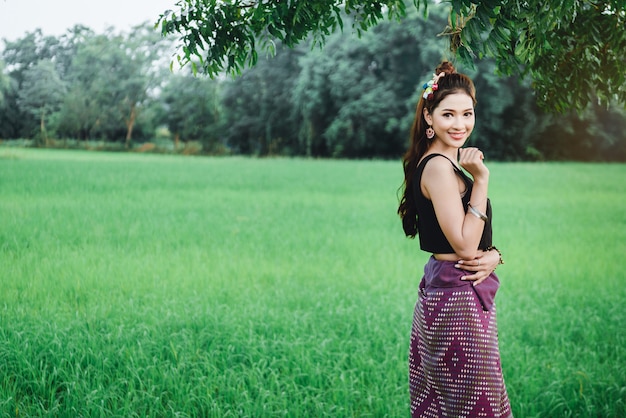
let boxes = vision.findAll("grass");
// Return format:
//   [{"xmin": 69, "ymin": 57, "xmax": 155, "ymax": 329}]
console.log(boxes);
[{"xmin": 0, "ymin": 148, "xmax": 625, "ymax": 417}]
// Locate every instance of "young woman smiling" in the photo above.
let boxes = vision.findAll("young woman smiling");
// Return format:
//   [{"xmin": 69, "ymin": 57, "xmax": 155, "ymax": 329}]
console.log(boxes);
[{"xmin": 398, "ymin": 61, "xmax": 512, "ymax": 417}]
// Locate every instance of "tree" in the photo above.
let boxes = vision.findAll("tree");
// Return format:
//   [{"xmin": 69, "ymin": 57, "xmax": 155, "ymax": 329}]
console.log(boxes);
[
  {"xmin": 220, "ymin": 43, "xmax": 303, "ymax": 155},
  {"xmin": 56, "ymin": 32, "xmax": 120, "ymax": 141},
  {"xmin": 450, "ymin": 0, "xmax": 626, "ymax": 112},
  {"xmin": 158, "ymin": 0, "xmax": 626, "ymax": 112},
  {"xmin": 0, "ymin": 60, "xmax": 19, "ymax": 140},
  {"xmin": 1, "ymin": 29, "xmax": 71, "ymax": 138},
  {"xmin": 289, "ymin": 7, "xmax": 466, "ymax": 158},
  {"xmin": 58, "ymin": 24, "xmax": 169, "ymax": 145},
  {"xmin": 0, "ymin": 60, "xmax": 13, "ymax": 107},
  {"xmin": 115, "ymin": 25, "xmax": 167, "ymax": 147},
  {"xmin": 159, "ymin": 73, "xmax": 222, "ymax": 151},
  {"xmin": 1, "ymin": 29, "xmax": 63, "ymax": 84},
  {"xmin": 291, "ymin": 14, "xmax": 441, "ymax": 158},
  {"xmin": 17, "ymin": 60, "xmax": 66, "ymax": 145}
]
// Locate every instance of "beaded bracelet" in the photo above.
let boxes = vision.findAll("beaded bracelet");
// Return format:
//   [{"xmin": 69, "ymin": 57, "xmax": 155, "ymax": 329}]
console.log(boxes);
[{"xmin": 486, "ymin": 246, "xmax": 504, "ymax": 265}]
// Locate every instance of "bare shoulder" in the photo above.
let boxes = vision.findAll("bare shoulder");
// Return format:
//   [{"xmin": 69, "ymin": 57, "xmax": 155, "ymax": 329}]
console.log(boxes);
[
  {"xmin": 421, "ymin": 154, "xmax": 456, "ymax": 178},
  {"xmin": 420, "ymin": 154, "xmax": 458, "ymax": 199}
]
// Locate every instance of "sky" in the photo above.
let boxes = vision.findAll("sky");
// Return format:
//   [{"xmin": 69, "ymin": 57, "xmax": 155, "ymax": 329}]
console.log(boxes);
[{"xmin": 0, "ymin": 0, "xmax": 179, "ymax": 42}]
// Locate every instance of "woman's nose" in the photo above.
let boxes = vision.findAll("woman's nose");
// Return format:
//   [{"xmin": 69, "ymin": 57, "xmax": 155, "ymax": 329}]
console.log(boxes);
[{"xmin": 452, "ymin": 116, "xmax": 464, "ymax": 128}]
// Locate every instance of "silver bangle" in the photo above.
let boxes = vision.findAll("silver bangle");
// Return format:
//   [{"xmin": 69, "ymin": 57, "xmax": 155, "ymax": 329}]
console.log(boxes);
[{"xmin": 468, "ymin": 203, "xmax": 488, "ymax": 222}]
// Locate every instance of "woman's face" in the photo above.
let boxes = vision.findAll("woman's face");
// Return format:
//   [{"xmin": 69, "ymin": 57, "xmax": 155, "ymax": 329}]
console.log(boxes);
[{"xmin": 423, "ymin": 92, "xmax": 475, "ymax": 148}]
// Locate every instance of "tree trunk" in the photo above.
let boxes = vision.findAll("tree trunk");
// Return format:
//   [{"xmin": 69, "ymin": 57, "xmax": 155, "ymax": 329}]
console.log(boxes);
[
  {"xmin": 125, "ymin": 104, "xmax": 137, "ymax": 149},
  {"xmin": 305, "ymin": 119, "xmax": 313, "ymax": 158},
  {"xmin": 40, "ymin": 111, "xmax": 48, "ymax": 147}
]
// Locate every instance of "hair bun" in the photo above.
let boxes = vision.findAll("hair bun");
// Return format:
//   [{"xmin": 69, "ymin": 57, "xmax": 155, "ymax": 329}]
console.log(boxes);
[{"xmin": 435, "ymin": 61, "xmax": 455, "ymax": 75}]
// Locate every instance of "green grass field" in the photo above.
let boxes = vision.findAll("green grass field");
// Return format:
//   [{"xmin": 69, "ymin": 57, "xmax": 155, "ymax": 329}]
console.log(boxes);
[{"xmin": 1, "ymin": 148, "xmax": 625, "ymax": 417}]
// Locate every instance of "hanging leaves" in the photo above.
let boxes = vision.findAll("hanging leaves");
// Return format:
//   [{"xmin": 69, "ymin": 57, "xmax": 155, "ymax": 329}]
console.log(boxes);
[{"xmin": 157, "ymin": 0, "xmax": 626, "ymax": 112}]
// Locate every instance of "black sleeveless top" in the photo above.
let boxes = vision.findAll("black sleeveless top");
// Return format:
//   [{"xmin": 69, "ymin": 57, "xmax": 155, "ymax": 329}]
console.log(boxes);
[{"xmin": 413, "ymin": 153, "xmax": 493, "ymax": 254}]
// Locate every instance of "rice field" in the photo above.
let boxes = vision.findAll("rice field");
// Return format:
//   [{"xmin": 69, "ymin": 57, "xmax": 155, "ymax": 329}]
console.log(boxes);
[{"xmin": 1, "ymin": 148, "xmax": 625, "ymax": 417}]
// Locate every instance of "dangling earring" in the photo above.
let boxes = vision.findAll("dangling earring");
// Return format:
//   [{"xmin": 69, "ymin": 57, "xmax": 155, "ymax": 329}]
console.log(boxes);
[{"xmin": 426, "ymin": 126, "xmax": 435, "ymax": 139}]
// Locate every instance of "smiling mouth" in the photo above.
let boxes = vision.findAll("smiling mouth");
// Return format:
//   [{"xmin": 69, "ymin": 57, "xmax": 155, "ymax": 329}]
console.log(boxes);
[{"xmin": 449, "ymin": 132, "xmax": 466, "ymax": 139}]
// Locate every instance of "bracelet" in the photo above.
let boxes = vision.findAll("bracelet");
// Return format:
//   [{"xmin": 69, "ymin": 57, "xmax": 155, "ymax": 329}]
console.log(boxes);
[
  {"xmin": 467, "ymin": 202, "xmax": 488, "ymax": 222},
  {"xmin": 487, "ymin": 246, "xmax": 504, "ymax": 265}
]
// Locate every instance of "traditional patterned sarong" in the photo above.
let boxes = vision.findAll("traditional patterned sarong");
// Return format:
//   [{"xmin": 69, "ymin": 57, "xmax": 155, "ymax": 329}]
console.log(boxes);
[{"xmin": 409, "ymin": 257, "xmax": 512, "ymax": 417}]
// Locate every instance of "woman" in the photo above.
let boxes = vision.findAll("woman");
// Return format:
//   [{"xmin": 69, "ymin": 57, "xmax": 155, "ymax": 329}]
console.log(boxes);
[{"xmin": 398, "ymin": 61, "xmax": 512, "ymax": 417}]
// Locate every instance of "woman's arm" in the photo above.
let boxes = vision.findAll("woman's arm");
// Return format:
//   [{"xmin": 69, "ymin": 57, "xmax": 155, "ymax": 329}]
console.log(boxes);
[{"xmin": 422, "ymin": 149, "xmax": 489, "ymax": 260}]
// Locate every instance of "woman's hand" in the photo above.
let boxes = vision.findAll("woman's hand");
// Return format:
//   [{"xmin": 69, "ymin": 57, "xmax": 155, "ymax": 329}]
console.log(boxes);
[
  {"xmin": 459, "ymin": 147, "xmax": 489, "ymax": 181},
  {"xmin": 455, "ymin": 249, "xmax": 500, "ymax": 286}
]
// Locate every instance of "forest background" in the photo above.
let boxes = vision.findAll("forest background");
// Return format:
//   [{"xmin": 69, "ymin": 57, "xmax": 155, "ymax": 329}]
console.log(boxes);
[{"xmin": 1, "ymin": 5, "xmax": 625, "ymax": 161}]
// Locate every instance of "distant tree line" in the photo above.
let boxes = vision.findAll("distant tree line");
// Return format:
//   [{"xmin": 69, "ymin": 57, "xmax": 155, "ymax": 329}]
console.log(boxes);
[{"xmin": 1, "ymin": 6, "xmax": 624, "ymax": 161}]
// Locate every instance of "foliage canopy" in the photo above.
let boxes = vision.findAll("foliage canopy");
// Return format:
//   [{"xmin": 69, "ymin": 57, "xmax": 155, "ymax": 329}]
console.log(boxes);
[
  {"xmin": 158, "ymin": 0, "xmax": 626, "ymax": 111},
  {"xmin": 2, "ymin": 16, "xmax": 625, "ymax": 160}
]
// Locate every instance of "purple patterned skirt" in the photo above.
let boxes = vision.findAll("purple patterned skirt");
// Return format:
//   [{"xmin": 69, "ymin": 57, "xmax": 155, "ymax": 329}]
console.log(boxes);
[{"xmin": 409, "ymin": 257, "xmax": 512, "ymax": 417}]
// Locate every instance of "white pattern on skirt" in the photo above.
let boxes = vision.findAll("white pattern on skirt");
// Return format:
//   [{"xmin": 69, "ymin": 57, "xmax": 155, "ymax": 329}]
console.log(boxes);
[{"xmin": 409, "ymin": 287, "xmax": 512, "ymax": 417}]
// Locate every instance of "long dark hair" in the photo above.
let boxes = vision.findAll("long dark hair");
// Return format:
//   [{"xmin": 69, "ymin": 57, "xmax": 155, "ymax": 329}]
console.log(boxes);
[{"xmin": 398, "ymin": 61, "xmax": 477, "ymax": 238}]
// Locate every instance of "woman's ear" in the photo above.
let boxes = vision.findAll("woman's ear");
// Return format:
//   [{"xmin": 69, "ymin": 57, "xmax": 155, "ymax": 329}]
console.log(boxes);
[{"xmin": 423, "ymin": 108, "xmax": 433, "ymax": 125}]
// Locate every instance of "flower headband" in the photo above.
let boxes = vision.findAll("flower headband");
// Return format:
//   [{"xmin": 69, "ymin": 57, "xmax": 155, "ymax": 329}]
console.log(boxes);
[{"xmin": 422, "ymin": 72, "xmax": 446, "ymax": 101}]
